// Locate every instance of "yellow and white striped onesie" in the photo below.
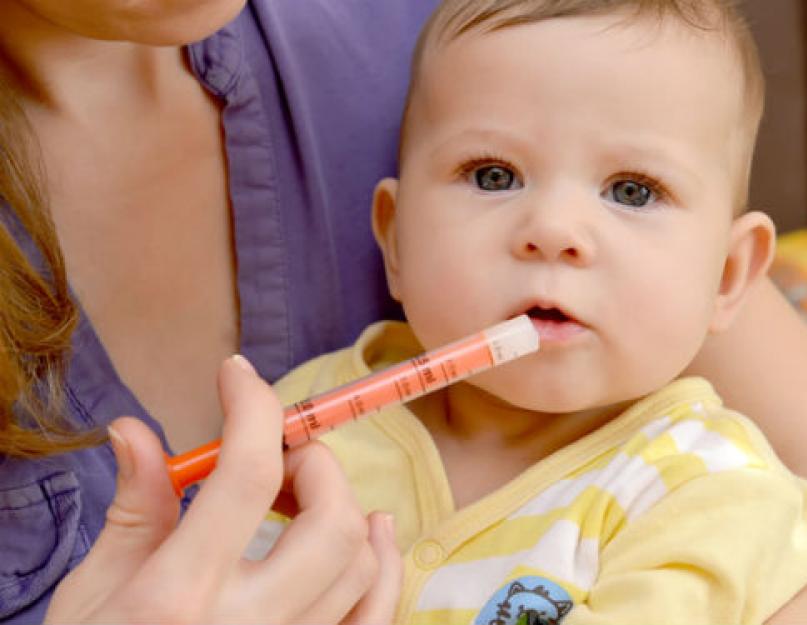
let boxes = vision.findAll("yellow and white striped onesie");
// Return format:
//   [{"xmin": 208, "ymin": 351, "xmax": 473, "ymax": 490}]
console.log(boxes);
[{"xmin": 256, "ymin": 321, "xmax": 807, "ymax": 625}]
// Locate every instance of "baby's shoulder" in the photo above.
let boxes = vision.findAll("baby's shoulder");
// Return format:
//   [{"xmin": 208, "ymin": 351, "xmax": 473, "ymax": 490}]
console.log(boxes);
[{"xmin": 618, "ymin": 380, "xmax": 787, "ymax": 487}]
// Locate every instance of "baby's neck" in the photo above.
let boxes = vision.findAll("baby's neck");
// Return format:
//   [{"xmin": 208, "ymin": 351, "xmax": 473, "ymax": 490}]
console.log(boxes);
[{"xmin": 412, "ymin": 384, "xmax": 631, "ymax": 509}]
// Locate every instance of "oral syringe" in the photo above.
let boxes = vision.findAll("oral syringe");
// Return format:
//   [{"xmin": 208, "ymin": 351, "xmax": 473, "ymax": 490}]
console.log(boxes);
[{"xmin": 166, "ymin": 315, "xmax": 540, "ymax": 495}]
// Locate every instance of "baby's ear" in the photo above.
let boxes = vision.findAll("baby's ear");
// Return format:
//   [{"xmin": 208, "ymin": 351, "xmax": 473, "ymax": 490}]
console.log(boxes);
[
  {"xmin": 710, "ymin": 210, "xmax": 776, "ymax": 333},
  {"xmin": 371, "ymin": 178, "xmax": 402, "ymax": 301}
]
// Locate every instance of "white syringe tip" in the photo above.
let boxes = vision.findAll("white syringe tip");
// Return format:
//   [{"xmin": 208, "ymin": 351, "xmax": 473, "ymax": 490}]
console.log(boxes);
[{"xmin": 483, "ymin": 315, "xmax": 540, "ymax": 365}]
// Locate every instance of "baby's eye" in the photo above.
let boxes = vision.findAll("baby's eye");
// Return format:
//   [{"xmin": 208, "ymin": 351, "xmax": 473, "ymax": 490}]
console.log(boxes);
[
  {"xmin": 473, "ymin": 165, "xmax": 521, "ymax": 191},
  {"xmin": 607, "ymin": 179, "xmax": 658, "ymax": 208}
]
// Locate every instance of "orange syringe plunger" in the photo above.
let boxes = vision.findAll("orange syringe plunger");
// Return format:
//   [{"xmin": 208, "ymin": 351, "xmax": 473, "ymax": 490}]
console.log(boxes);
[{"xmin": 165, "ymin": 315, "xmax": 540, "ymax": 496}]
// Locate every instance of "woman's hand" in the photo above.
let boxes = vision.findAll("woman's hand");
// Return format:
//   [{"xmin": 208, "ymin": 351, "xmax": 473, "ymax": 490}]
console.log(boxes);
[{"xmin": 45, "ymin": 355, "xmax": 401, "ymax": 624}]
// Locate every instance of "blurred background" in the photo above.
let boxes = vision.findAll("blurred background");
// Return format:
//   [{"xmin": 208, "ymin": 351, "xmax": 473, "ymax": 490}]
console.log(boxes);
[{"xmin": 743, "ymin": 0, "xmax": 807, "ymax": 233}]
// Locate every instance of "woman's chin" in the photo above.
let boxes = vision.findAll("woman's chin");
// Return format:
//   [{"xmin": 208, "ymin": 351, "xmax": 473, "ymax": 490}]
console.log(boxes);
[
  {"xmin": 44, "ymin": 0, "xmax": 248, "ymax": 46},
  {"xmin": 116, "ymin": 1, "xmax": 247, "ymax": 45}
]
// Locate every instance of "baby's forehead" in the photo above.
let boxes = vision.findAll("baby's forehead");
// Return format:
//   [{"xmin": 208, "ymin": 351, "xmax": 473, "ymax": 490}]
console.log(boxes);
[
  {"xmin": 409, "ymin": 2, "xmax": 757, "ymax": 114},
  {"xmin": 420, "ymin": 8, "xmax": 741, "ymax": 74},
  {"xmin": 409, "ymin": 12, "xmax": 747, "ymax": 135}
]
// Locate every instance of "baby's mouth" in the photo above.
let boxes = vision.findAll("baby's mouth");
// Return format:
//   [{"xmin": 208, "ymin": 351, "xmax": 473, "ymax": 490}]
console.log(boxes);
[
  {"xmin": 524, "ymin": 305, "xmax": 585, "ymax": 342},
  {"xmin": 526, "ymin": 305, "xmax": 570, "ymax": 323}
]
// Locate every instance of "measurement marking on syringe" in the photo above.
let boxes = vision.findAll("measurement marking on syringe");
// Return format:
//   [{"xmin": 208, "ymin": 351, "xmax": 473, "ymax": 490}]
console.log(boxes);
[
  {"xmin": 348, "ymin": 396, "xmax": 359, "ymax": 420},
  {"xmin": 440, "ymin": 362, "xmax": 450, "ymax": 383},
  {"xmin": 394, "ymin": 378, "xmax": 405, "ymax": 402},
  {"xmin": 353, "ymin": 395, "xmax": 365, "ymax": 418},
  {"xmin": 292, "ymin": 402, "xmax": 309, "ymax": 438},
  {"xmin": 412, "ymin": 358, "xmax": 429, "ymax": 392}
]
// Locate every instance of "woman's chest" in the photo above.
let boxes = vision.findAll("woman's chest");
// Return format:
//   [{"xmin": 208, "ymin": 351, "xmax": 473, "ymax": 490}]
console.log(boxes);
[{"xmin": 45, "ymin": 103, "xmax": 238, "ymax": 450}]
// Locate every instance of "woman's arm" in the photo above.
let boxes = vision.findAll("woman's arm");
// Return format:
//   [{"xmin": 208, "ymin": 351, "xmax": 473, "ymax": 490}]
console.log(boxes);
[
  {"xmin": 686, "ymin": 276, "xmax": 807, "ymax": 476},
  {"xmin": 768, "ymin": 587, "xmax": 807, "ymax": 625}
]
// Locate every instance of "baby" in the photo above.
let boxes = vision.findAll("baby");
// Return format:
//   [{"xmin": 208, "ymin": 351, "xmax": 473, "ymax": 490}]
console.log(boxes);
[{"xmin": 261, "ymin": 1, "xmax": 807, "ymax": 623}]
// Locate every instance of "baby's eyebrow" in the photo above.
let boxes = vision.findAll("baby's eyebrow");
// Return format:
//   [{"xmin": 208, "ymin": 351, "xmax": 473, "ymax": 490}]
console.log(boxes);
[
  {"xmin": 428, "ymin": 126, "xmax": 532, "ymax": 158},
  {"xmin": 604, "ymin": 142, "xmax": 706, "ymax": 190}
]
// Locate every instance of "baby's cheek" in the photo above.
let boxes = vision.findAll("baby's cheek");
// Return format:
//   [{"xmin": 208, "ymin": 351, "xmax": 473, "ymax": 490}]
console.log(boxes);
[
  {"xmin": 402, "ymin": 269, "xmax": 488, "ymax": 353},
  {"xmin": 602, "ymin": 258, "xmax": 711, "ymax": 384},
  {"xmin": 623, "ymin": 294, "xmax": 711, "ymax": 383}
]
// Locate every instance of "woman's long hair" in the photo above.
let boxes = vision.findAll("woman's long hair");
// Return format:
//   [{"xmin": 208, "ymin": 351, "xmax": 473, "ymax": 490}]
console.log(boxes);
[{"xmin": 0, "ymin": 76, "xmax": 101, "ymax": 457}]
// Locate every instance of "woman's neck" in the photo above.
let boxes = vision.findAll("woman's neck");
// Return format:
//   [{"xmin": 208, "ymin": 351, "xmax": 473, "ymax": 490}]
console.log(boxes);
[{"xmin": 0, "ymin": 1, "xmax": 185, "ymax": 118}]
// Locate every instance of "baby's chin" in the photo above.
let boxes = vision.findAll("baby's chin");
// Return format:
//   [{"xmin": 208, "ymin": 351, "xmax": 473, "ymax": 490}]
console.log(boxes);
[
  {"xmin": 470, "ymin": 380, "xmax": 589, "ymax": 414},
  {"xmin": 470, "ymin": 376, "xmax": 642, "ymax": 419}
]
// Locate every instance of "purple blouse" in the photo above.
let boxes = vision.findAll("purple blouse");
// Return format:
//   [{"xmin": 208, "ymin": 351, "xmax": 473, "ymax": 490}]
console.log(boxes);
[{"xmin": 0, "ymin": 0, "xmax": 438, "ymax": 621}]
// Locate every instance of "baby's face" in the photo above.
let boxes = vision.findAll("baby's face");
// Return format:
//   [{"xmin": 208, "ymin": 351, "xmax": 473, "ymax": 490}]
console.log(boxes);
[{"xmin": 379, "ymin": 13, "xmax": 749, "ymax": 412}]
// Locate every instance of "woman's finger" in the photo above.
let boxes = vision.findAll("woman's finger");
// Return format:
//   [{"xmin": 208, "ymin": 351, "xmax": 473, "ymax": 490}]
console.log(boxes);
[
  {"xmin": 298, "ymin": 511, "xmax": 402, "ymax": 625},
  {"xmin": 341, "ymin": 512, "xmax": 402, "ymax": 625},
  {"xmin": 46, "ymin": 417, "xmax": 180, "ymax": 622},
  {"xmin": 91, "ymin": 417, "xmax": 180, "ymax": 570},
  {"xmin": 248, "ymin": 442, "xmax": 373, "ymax": 618},
  {"xmin": 159, "ymin": 355, "xmax": 285, "ymax": 576},
  {"xmin": 294, "ymin": 540, "xmax": 380, "ymax": 624}
]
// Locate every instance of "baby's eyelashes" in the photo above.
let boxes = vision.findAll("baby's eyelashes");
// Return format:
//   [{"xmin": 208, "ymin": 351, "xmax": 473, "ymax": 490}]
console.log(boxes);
[{"xmin": 456, "ymin": 154, "xmax": 524, "ymax": 192}]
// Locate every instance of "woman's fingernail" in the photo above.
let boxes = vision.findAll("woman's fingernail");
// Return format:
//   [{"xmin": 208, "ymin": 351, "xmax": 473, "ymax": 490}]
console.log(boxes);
[
  {"xmin": 231, "ymin": 353, "xmax": 255, "ymax": 374},
  {"xmin": 108, "ymin": 426, "xmax": 134, "ymax": 480},
  {"xmin": 381, "ymin": 512, "xmax": 396, "ymax": 541}
]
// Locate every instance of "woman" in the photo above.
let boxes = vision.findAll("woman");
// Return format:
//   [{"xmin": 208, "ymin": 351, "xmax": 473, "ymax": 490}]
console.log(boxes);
[
  {"xmin": 0, "ymin": 56, "xmax": 400, "ymax": 623},
  {"xmin": 1, "ymin": 0, "xmax": 805, "ymax": 622},
  {"xmin": 0, "ymin": 0, "xmax": 424, "ymax": 621}
]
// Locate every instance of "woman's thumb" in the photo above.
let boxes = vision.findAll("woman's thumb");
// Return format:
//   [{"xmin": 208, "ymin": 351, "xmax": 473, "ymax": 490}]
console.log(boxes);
[
  {"xmin": 75, "ymin": 418, "xmax": 179, "ymax": 589},
  {"xmin": 105, "ymin": 417, "xmax": 179, "ymax": 546},
  {"xmin": 47, "ymin": 418, "xmax": 180, "ymax": 620}
]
